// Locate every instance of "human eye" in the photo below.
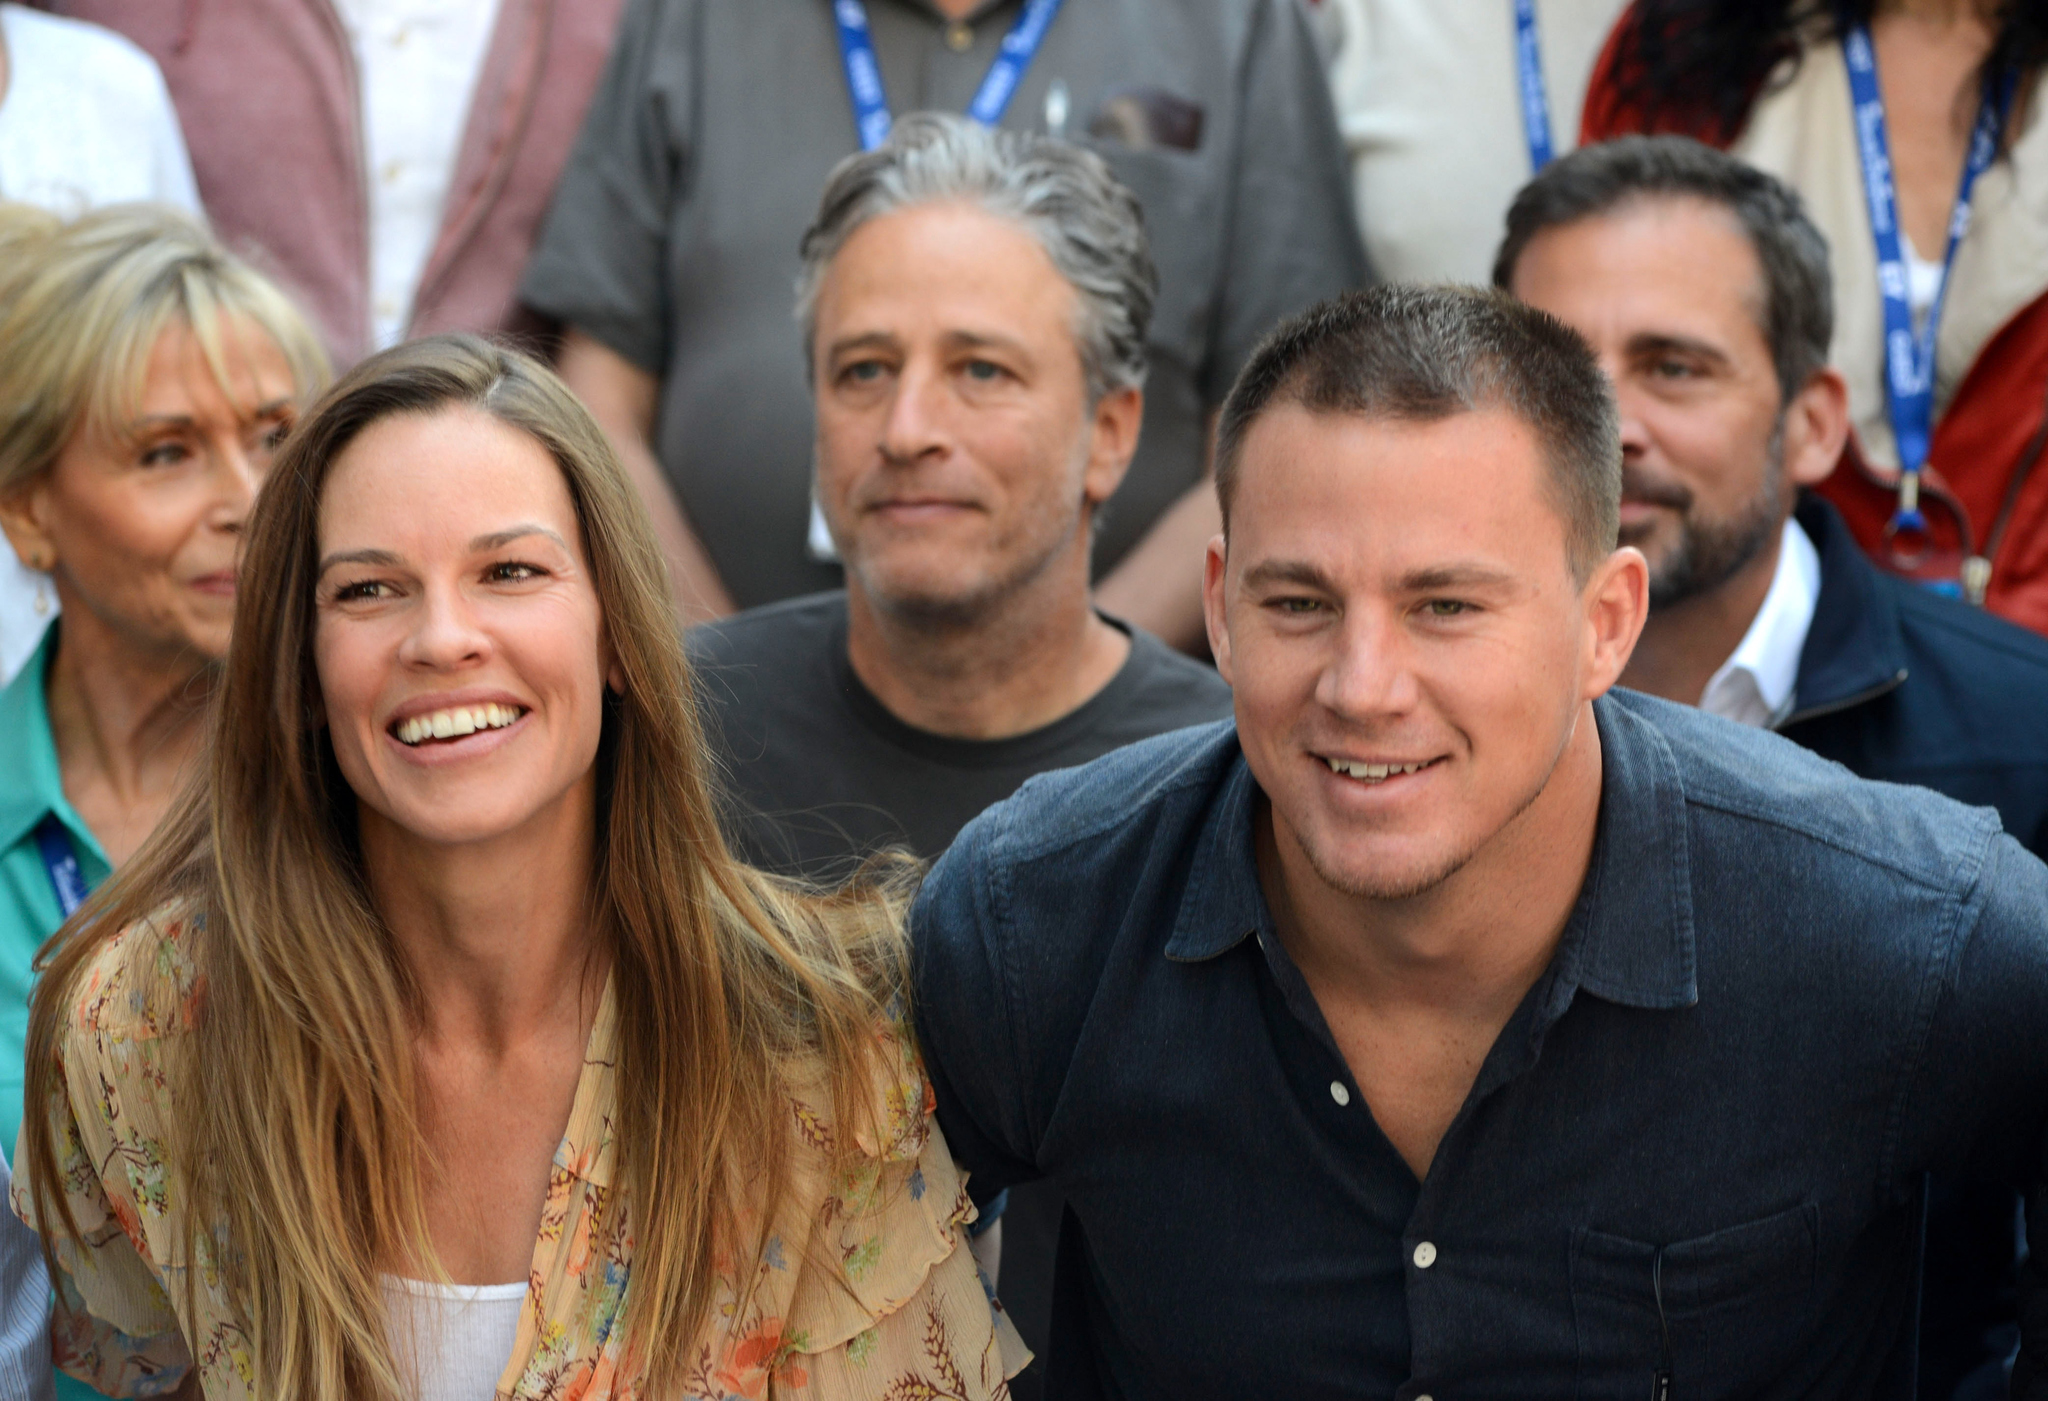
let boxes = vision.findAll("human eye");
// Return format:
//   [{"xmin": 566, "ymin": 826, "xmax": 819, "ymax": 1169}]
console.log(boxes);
[
  {"xmin": 329, "ymin": 578, "xmax": 391, "ymax": 603},
  {"xmin": 257, "ymin": 417, "xmax": 294, "ymax": 453},
  {"xmin": 963, "ymin": 358, "xmax": 1006, "ymax": 382},
  {"xmin": 1648, "ymin": 356, "xmax": 1702, "ymax": 382},
  {"xmin": 1266, "ymin": 595, "xmax": 1326, "ymax": 618},
  {"xmin": 1421, "ymin": 598, "xmax": 1476, "ymax": 619},
  {"xmin": 138, "ymin": 439, "xmax": 192, "ymax": 468},
  {"xmin": 484, "ymin": 559, "xmax": 547, "ymax": 584},
  {"xmin": 838, "ymin": 358, "xmax": 889, "ymax": 386}
]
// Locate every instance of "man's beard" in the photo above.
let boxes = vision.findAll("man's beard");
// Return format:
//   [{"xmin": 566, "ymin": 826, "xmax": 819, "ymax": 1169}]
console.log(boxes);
[{"xmin": 1623, "ymin": 426, "xmax": 1785, "ymax": 610}]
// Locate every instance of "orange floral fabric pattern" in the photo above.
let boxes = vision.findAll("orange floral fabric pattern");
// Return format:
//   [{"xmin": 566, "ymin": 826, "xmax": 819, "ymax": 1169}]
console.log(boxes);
[{"xmin": 11, "ymin": 909, "xmax": 1027, "ymax": 1399}]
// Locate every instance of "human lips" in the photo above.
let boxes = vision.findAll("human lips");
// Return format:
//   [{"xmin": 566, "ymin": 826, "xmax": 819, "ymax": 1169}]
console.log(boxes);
[
  {"xmin": 384, "ymin": 692, "xmax": 531, "ymax": 750},
  {"xmin": 187, "ymin": 570, "xmax": 237, "ymax": 598},
  {"xmin": 1318, "ymin": 754, "xmax": 1445, "ymax": 785}
]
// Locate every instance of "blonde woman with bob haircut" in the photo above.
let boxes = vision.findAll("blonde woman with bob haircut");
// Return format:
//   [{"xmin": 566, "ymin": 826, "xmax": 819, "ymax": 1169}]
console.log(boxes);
[
  {"xmin": 14, "ymin": 334, "xmax": 1026, "ymax": 1401},
  {"xmin": 0, "ymin": 201, "xmax": 327, "ymax": 1196}
]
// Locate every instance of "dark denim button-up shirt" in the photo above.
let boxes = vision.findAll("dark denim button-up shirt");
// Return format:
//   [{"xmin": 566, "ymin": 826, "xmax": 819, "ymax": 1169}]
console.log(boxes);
[{"xmin": 912, "ymin": 690, "xmax": 2048, "ymax": 1399}]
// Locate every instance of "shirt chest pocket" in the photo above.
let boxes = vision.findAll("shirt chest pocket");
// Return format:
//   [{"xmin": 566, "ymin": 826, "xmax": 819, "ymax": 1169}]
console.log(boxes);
[{"xmin": 1570, "ymin": 1200, "xmax": 1819, "ymax": 1399}]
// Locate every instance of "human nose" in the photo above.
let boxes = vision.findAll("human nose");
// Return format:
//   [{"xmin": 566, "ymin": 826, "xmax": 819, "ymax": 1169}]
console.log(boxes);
[
  {"xmin": 396, "ymin": 581, "xmax": 491, "ymax": 671},
  {"xmin": 1611, "ymin": 377, "xmax": 1654, "ymax": 462},
  {"xmin": 876, "ymin": 359, "xmax": 950, "ymax": 466},
  {"xmin": 204, "ymin": 434, "xmax": 262, "ymax": 534},
  {"xmin": 1314, "ymin": 605, "xmax": 1422, "ymax": 721}
]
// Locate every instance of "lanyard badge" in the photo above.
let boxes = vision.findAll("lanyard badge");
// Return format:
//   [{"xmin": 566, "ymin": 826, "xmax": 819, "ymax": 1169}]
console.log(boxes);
[
  {"xmin": 1512, "ymin": 0, "xmax": 1554, "ymax": 171},
  {"xmin": 1842, "ymin": 25, "xmax": 2014, "ymax": 593},
  {"xmin": 833, "ymin": 0, "xmax": 1067, "ymax": 152},
  {"xmin": 34, "ymin": 814, "xmax": 89, "ymax": 919}
]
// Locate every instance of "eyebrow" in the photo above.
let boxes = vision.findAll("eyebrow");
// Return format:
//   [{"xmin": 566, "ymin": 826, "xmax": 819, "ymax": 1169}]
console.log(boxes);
[
  {"xmin": 1240, "ymin": 559, "xmax": 1520, "ymax": 594},
  {"xmin": 131, "ymin": 398, "xmax": 297, "ymax": 432},
  {"xmin": 1240, "ymin": 559, "xmax": 1340, "ymax": 594},
  {"xmin": 1625, "ymin": 332, "xmax": 1734, "ymax": 370},
  {"xmin": 470, "ymin": 525, "xmax": 569, "ymax": 553},
  {"xmin": 316, "ymin": 526, "xmax": 568, "ymax": 577}
]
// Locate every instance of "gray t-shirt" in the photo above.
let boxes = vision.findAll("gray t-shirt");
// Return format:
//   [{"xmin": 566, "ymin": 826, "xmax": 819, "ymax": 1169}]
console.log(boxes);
[
  {"xmin": 688, "ymin": 593, "xmax": 1229, "ymax": 1401},
  {"xmin": 523, "ymin": 0, "xmax": 1368, "ymax": 608},
  {"xmin": 688, "ymin": 591, "xmax": 1234, "ymax": 876}
]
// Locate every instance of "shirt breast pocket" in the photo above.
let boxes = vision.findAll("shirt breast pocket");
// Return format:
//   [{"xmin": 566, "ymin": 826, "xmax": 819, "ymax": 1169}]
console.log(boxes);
[{"xmin": 1570, "ymin": 1200, "xmax": 1819, "ymax": 1399}]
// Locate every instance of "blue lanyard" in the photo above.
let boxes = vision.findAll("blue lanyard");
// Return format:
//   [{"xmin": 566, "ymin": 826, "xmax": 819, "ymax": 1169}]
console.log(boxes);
[
  {"xmin": 34, "ymin": 815, "xmax": 89, "ymax": 920},
  {"xmin": 1512, "ymin": 0, "xmax": 1554, "ymax": 171},
  {"xmin": 833, "ymin": 0, "xmax": 1067, "ymax": 151},
  {"xmin": 1842, "ymin": 24, "xmax": 2014, "ymax": 537}
]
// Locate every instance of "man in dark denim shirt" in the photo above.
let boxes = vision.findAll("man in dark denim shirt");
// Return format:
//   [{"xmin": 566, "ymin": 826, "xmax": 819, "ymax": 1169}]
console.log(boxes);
[{"xmin": 912, "ymin": 286, "xmax": 2048, "ymax": 1398}]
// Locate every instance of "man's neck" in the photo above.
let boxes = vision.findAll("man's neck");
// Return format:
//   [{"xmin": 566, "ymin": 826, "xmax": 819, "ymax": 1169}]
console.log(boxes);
[
  {"xmin": 1621, "ymin": 524, "xmax": 1785, "ymax": 707},
  {"xmin": 844, "ymin": 549, "xmax": 1131, "ymax": 741}
]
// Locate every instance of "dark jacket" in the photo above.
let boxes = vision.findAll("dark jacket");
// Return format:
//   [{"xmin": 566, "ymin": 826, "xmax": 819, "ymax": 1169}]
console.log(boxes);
[
  {"xmin": 1781, "ymin": 493, "xmax": 2048, "ymax": 1399},
  {"xmin": 1782, "ymin": 494, "xmax": 2048, "ymax": 857}
]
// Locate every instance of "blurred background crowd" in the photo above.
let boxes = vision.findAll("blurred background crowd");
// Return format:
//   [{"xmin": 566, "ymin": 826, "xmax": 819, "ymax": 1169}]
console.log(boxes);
[{"xmin": 1, "ymin": 0, "xmax": 2045, "ymax": 1397}]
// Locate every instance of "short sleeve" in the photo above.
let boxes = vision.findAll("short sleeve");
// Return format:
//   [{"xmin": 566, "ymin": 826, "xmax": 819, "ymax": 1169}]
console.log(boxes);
[
  {"xmin": 10, "ymin": 1022, "xmax": 190, "ymax": 1396},
  {"xmin": 911, "ymin": 816, "xmax": 1042, "ymax": 1209},
  {"xmin": 1203, "ymin": 0, "xmax": 1371, "ymax": 401},
  {"xmin": 518, "ymin": 0, "xmax": 691, "ymax": 373}
]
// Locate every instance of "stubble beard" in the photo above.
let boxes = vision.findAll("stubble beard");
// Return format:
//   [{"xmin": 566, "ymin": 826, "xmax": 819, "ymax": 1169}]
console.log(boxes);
[{"xmin": 1633, "ymin": 426, "xmax": 1787, "ymax": 610}]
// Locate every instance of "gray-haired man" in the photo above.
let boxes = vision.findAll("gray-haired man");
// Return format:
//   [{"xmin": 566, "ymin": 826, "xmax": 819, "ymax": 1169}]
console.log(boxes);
[{"xmin": 687, "ymin": 114, "xmax": 1231, "ymax": 1398}]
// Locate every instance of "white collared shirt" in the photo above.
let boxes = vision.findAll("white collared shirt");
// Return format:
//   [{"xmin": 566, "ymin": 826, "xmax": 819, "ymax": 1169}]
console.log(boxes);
[
  {"xmin": 329, "ymin": 0, "xmax": 502, "ymax": 351},
  {"xmin": 1699, "ymin": 517, "xmax": 1822, "ymax": 729}
]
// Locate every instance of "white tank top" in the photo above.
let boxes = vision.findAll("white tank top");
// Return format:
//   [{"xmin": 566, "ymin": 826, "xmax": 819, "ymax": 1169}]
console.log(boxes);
[{"xmin": 381, "ymin": 1275, "xmax": 527, "ymax": 1401}]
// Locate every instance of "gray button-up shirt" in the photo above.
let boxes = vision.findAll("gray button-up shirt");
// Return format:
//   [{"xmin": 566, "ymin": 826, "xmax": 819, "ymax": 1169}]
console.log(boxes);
[{"xmin": 521, "ymin": 0, "xmax": 1368, "ymax": 607}]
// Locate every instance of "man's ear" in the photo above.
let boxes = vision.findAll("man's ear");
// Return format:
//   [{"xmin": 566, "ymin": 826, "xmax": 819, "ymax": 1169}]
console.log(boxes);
[
  {"xmin": 1203, "ymin": 532, "xmax": 1233, "ymax": 684},
  {"xmin": 1082, "ymin": 385, "xmax": 1143, "ymax": 509},
  {"xmin": 1782, "ymin": 366, "xmax": 1851, "ymax": 489},
  {"xmin": 1581, "ymin": 545, "xmax": 1650, "ymax": 700}
]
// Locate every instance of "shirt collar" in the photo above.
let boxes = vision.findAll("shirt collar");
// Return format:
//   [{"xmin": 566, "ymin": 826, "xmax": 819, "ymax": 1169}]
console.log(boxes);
[
  {"xmin": 1699, "ymin": 517, "xmax": 1822, "ymax": 729},
  {"xmin": 0, "ymin": 623, "xmax": 88, "ymax": 857},
  {"xmin": 1162, "ymin": 698, "xmax": 1699, "ymax": 1012},
  {"xmin": 1789, "ymin": 493, "xmax": 1910, "ymax": 717}
]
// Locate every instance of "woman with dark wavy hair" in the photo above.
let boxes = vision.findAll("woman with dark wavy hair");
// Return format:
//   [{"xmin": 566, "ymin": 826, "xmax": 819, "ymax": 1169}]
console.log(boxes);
[
  {"xmin": 12, "ymin": 335, "xmax": 1024, "ymax": 1401},
  {"xmin": 1583, "ymin": 0, "xmax": 2048, "ymax": 637}
]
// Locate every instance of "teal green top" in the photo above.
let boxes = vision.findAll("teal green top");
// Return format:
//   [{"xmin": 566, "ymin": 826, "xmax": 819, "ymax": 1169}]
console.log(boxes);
[{"xmin": 0, "ymin": 625, "xmax": 111, "ymax": 1174}]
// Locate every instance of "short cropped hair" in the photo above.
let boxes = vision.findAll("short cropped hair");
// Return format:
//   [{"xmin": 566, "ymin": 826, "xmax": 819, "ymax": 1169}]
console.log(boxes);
[
  {"xmin": 1214, "ymin": 286, "xmax": 1622, "ymax": 581},
  {"xmin": 1491, "ymin": 135, "xmax": 1834, "ymax": 401},
  {"xmin": 795, "ymin": 111, "xmax": 1157, "ymax": 400}
]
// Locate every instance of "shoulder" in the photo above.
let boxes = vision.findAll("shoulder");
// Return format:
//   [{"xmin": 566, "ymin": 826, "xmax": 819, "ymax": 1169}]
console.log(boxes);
[
  {"xmin": 1116, "ymin": 628, "xmax": 1234, "ymax": 725},
  {"xmin": 689, "ymin": 592, "xmax": 844, "ymax": 674},
  {"xmin": 1886, "ymin": 578, "xmax": 2048, "ymax": 716},
  {"xmin": 948, "ymin": 718, "xmax": 1238, "ymax": 876},
  {"xmin": 1607, "ymin": 690, "xmax": 2004, "ymax": 890},
  {"xmin": 64, "ymin": 901, "xmax": 206, "ymax": 1047}
]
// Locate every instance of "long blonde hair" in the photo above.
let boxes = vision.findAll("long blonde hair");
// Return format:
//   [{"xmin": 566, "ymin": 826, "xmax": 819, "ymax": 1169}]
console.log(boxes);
[
  {"xmin": 0, "ymin": 201, "xmax": 329, "ymax": 502},
  {"xmin": 23, "ymin": 335, "xmax": 913, "ymax": 1398}
]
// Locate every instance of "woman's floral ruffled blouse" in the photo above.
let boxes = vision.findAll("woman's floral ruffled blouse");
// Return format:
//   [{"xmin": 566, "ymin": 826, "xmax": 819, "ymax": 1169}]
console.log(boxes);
[{"xmin": 10, "ymin": 910, "xmax": 1027, "ymax": 1399}]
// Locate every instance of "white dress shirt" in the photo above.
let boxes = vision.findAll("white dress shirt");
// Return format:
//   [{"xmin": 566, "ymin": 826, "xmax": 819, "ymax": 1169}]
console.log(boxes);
[
  {"xmin": 329, "ymin": 0, "xmax": 502, "ymax": 351},
  {"xmin": 1699, "ymin": 516, "xmax": 1823, "ymax": 729},
  {"xmin": 0, "ymin": 2, "xmax": 206, "ymax": 686}
]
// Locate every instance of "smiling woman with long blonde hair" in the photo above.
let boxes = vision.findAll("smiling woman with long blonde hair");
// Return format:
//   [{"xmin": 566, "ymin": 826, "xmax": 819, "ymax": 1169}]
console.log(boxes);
[{"xmin": 12, "ymin": 335, "xmax": 1024, "ymax": 1401}]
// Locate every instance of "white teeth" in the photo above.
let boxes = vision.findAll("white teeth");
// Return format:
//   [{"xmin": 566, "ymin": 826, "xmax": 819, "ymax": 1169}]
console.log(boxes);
[
  {"xmin": 394, "ymin": 704, "xmax": 524, "ymax": 746},
  {"xmin": 1322, "ymin": 756, "xmax": 1430, "ymax": 782}
]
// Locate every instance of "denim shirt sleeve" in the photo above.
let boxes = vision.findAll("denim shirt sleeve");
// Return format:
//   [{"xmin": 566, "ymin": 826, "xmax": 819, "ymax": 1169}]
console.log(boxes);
[
  {"xmin": 913, "ymin": 808, "xmax": 1042, "ymax": 1209},
  {"xmin": 1894, "ymin": 834, "xmax": 2048, "ymax": 1396}
]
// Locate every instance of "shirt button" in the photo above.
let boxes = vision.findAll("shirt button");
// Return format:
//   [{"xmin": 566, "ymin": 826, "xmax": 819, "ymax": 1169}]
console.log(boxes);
[
  {"xmin": 945, "ymin": 20, "xmax": 973, "ymax": 50},
  {"xmin": 1413, "ymin": 1241, "xmax": 1438, "ymax": 1269},
  {"xmin": 1329, "ymin": 1081, "xmax": 1351, "ymax": 1106}
]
